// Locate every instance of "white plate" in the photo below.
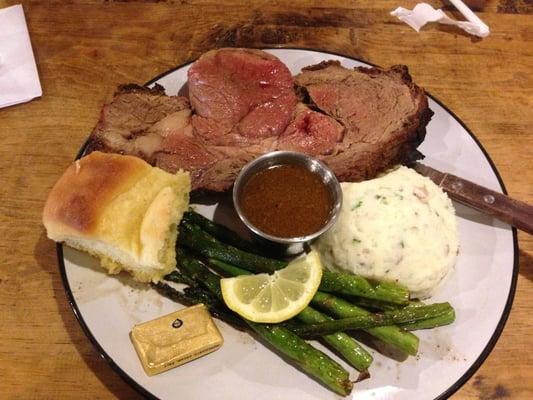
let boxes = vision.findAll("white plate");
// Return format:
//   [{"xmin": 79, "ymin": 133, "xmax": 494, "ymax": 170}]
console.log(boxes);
[{"xmin": 58, "ymin": 49, "xmax": 518, "ymax": 400}]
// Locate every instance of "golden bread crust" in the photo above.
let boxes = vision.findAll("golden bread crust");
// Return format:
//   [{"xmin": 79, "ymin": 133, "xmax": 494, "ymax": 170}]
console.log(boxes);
[{"xmin": 43, "ymin": 151, "xmax": 149, "ymax": 237}]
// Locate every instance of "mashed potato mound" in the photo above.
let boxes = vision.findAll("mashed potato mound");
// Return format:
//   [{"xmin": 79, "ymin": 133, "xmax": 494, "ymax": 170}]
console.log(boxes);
[{"xmin": 314, "ymin": 166, "xmax": 458, "ymax": 299}]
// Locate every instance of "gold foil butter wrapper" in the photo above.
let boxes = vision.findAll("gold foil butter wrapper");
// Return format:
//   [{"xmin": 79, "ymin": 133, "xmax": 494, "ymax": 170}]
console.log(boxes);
[{"xmin": 130, "ymin": 304, "xmax": 223, "ymax": 376}]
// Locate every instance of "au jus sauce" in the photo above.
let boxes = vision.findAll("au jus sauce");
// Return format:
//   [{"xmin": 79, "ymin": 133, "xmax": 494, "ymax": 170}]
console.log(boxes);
[{"xmin": 239, "ymin": 164, "xmax": 333, "ymax": 238}]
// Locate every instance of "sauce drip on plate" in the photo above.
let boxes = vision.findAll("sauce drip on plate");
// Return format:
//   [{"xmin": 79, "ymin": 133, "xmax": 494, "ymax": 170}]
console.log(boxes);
[{"xmin": 240, "ymin": 164, "xmax": 332, "ymax": 238}]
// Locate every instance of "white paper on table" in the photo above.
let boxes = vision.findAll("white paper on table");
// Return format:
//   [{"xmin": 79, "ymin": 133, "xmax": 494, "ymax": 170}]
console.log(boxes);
[
  {"xmin": 0, "ymin": 4, "xmax": 42, "ymax": 109},
  {"xmin": 391, "ymin": 3, "xmax": 490, "ymax": 38}
]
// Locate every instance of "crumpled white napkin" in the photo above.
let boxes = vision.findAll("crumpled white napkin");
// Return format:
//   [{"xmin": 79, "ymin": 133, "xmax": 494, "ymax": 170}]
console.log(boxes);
[
  {"xmin": 391, "ymin": 2, "xmax": 490, "ymax": 38},
  {"xmin": 0, "ymin": 4, "xmax": 42, "ymax": 109}
]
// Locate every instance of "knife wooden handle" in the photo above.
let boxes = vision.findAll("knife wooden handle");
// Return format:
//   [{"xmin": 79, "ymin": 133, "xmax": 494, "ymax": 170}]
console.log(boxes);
[{"xmin": 438, "ymin": 172, "xmax": 533, "ymax": 234}]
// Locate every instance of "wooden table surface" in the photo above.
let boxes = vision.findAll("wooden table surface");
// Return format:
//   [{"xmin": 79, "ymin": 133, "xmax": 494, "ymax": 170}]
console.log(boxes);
[{"xmin": 1, "ymin": 0, "xmax": 531, "ymax": 398}]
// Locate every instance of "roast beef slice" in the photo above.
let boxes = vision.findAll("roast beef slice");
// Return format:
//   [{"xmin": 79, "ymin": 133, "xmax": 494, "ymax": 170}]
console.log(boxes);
[
  {"xmin": 295, "ymin": 61, "xmax": 433, "ymax": 181},
  {"xmin": 188, "ymin": 48, "xmax": 297, "ymax": 146}
]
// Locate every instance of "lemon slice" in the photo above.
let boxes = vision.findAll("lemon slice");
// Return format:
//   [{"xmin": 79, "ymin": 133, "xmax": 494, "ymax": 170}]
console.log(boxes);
[{"xmin": 220, "ymin": 251, "xmax": 323, "ymax": 323}]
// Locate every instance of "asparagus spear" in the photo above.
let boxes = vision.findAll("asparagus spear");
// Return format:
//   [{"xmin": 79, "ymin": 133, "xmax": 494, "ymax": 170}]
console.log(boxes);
[
  {"xmin": 320, "ymin": 271, "xmax": 409, "ymax": 306},
  {"xmin": 152, "ymin": 281, "xmax": 194, "ymax": 305},
  {"xmin": 164, "ymin": 270, "xmax": 198, "ymax": 287},
  {"xmin": 333, "ymin": 296, "xmax": 455, "ymax": 331},
  {"xmin": 179, "ymin": 222, "xmax": 285, "ymax": 271},
  {"xmin": 297, "ymin": 307, "xmax": 373, "ymax": 371},
  {"xmin": 311, "ymin": 291, "xmax": 419, "ymax": 356},
  {"xmin": 246, "ymin": 322, "xmax": 353, "ymax": 396},
  {"xmin": 397, "ymin": 302, "xmax": 456, "ymax": 330},
  {"xmin": 179, "ymin": 222, "xmax": 408, "ymax": 304},
  {"xmin": 206, "ymin": 257, "xmax": 373, "ymax": 371},
  {"xmin": 152, "ymin": 281, "xmax": 246, "ymax": 330},
  {"xmin": 182, "ymin": 210, "xmax": 259, "ymax": 253},
  {"xmin": 210, "ymin": 258, "xmax": 419, "ymax": 356},
  {"xmin": 291, "ymin": 303, "xmax": 455, "ymax": 338},
  {"xmin": 341, "ymin": 296, "xmax": 402, "ymax": 312},
  {"xmin": 208, "ymin": 258, "xmax": 252, "ymax": 277},
  {"xmin": 176, "ymin": 252, "xmax": 353, "ymax": 396},
  {"xmin": 398, "ymin": 308, "xmax": 456, "ymax": 331}
]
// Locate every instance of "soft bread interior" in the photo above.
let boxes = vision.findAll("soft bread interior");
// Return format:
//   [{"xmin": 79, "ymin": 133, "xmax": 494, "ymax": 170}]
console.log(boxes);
[{"xmin": 44, "ymin": 152, "xmax": 190, "ymax": 283}]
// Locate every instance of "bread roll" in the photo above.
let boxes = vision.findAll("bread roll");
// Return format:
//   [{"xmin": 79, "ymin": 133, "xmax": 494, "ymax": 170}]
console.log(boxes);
[{"xmin": 43, "ymin": 151, "xmax": 190, "ymax": 283}]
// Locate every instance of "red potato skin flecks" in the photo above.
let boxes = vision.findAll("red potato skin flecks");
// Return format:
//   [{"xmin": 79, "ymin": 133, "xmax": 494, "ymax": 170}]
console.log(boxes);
[{"xmin": 86, "ymin": 49, "xmax": 433, "ymax": 191}]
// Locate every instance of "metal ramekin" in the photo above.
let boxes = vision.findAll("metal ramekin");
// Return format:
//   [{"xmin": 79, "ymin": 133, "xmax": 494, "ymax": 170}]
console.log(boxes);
[{"xmin": 233, "ymin": 151, "xmax": 342, "ymax": 255}]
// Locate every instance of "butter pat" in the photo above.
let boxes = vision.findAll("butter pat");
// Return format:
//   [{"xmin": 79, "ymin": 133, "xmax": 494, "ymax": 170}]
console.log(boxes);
[{"xmin": 130, "ymin": 304, "xmax": 223, "ymax": 376}]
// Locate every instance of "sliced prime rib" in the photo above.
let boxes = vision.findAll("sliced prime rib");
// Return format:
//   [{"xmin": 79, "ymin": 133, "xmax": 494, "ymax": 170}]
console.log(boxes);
[
  {"xmin": 86, "ymin": 48, "xmax": 433, "ymax": 191},
  {"xmin": 188, "ymin": 48, "xmax": 297, "ymax": 146},
  {"xmin": 295, "ymin": 61, "xmax": 433, "ymax": 181}
]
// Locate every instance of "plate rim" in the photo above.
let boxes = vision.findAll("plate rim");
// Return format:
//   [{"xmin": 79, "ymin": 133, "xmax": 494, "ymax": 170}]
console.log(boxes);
[{"xmin": 57, "ymin": 47, "xmax": 519, "ymax": 400}]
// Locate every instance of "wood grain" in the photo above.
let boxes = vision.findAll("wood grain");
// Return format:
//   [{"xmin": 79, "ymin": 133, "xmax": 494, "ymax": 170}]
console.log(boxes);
[{"xmin": 0, "ymin": 0, "xmax": 531, "ymax": 398}]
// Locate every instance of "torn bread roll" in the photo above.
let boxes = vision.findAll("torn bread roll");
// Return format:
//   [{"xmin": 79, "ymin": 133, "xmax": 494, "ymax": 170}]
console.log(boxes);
[{"xmin": 43, "ymin": 151, "xmax": 190, "ymax": 283}]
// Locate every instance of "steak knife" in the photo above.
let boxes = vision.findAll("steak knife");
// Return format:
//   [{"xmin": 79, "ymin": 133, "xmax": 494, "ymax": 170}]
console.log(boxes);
[{"xmin": 412, "ymin": 162, "xmax": 533, "ymax": 235}]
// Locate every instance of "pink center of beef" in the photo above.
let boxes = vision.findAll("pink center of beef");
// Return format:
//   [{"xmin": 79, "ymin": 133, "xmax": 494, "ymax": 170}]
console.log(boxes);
[{"xmin": 188, "ymin": 48, "xmax": 297, "ymax": 145}]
